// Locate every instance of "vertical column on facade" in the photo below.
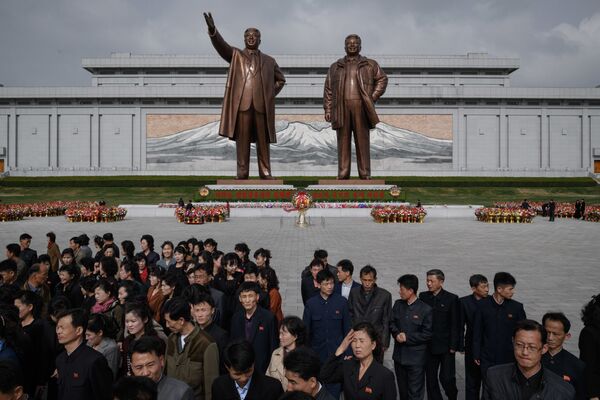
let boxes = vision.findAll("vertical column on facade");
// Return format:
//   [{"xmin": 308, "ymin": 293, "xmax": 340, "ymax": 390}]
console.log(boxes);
[
  {"xmin": 91, "ymin": 107, "xmax": 100, "ymax": 168},
  {"xmin": 540, "ymin": 108, "xmax": 549, "ymax": 169},
  {"xmin": 457, "ymin": 107, "xmax": 466, "ymax": 170},
  {"xmin": 581, "ymin": 109, "xmax": 589, "ymax": 170},
  {"xmin": 499, "ymin": 107, "xmax": 507, "ymax": 169},
  {"xmin": 132, "ymin": 108, "xmax": 141, "ymax": 170},
  {"xmin": 50, "ymin": 107, "xmax": 58, "ymax": 168},
  {"xmin": 452, "ymin": 109, "xmax": 460, "ymax": 171},
  {"xmin": 8, "ymin": 107, "xmax": 16, "ymax": 169}
]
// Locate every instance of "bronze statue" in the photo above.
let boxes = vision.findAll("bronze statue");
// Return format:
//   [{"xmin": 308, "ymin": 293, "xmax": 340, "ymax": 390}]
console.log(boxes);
[
  {"xmin": 204, "ymin": 12, "xmax": 286, "ymax": 179},
  {"xmin": 324, "ymin": 34, "xmax": 388, "ymax": 180}
]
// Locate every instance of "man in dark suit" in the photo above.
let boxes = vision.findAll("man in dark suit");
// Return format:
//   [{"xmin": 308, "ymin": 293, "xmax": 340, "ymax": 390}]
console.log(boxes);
[
  {"xmin": 230, "ymin": 282, "xmax": 278, "ymax": 374},
  {"xmin": 472, "ymin": 272, "xmax": 527, "ymax": 378},
  {"xmin": 334, "ymin": 259, "xmax": 360, "ymax": 299},
  {"xmin": 300, "ymin": 259, "xmax": 324, "ymax": 305},
  {"xmin": 390, "ymin": 274, "xmax": 433, "ymax": 400},
  {"xmin": 548, "ymin": 199, "xmax": 556, "ymax": 221},
  {"xmin": 459, "ymin": 274, "xmax": 489, "ymax": 400},
  {"xmin": 419, "ymin": 269, "xmax": 459, "ymax": 400},
  {"xmin": 19, "ymin": 233, "xmax": 37, "ymax": 269},
  {"xmin": 542, "ymin": 312, "xmax": 586, "ymax": 400},
  {"xmin": 212, "ymin": 340, "xmax": 283, "ymax": 400},
  {"xmin": 284, "ymin": 348, "xmax": 336, "ymax": 400},
  {"xmin": 204, "ymin": 12, "xmax": 286, "ymax": 180}
]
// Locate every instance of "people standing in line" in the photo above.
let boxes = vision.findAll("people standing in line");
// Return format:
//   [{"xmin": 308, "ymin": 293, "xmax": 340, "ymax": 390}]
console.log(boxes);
[
  {"xmin": 266, "ymin": 316, "xmax": 308, "ymax": 390},
  {"xmin": 473, "ymin": 272, "xmax": 526, "ymax": 378},
  {"xmin": 483, "ymin": 319, "xmax": 575, "ymax": 399},
  {"xmin": 459, "ymin": 274, "xmax": 489, "ymax": 400},
  {"xmin": 320, "ymin": 322, "xmax": 397, "ymax": 400},
  {"xmin": 390, "ymin": 274, "xmax": 433, "ymax": 400},
  {"xmin": 578, "ymin": 293, "xmax": 600, "ymax": 400},
  {"xmin": 541, "ymin": 312, "xmax": 586, "ymax": 399},
  {"xmin": 418, "ymin": 269, "xmax": 459, "ymax": 400},
  {"xmin": 334, "ymin": 259, "xmax": 360, "ymax": 299},
  {"xmin": 347, "ymin": 265, "xmax": 392, "ymax": 360}
]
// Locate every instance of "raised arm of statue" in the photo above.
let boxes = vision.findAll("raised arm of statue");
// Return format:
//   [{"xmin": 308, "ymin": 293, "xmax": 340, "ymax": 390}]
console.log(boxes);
[{"xmin": 203, "ymin": 12, "xmax": 233, "ymax": 63}]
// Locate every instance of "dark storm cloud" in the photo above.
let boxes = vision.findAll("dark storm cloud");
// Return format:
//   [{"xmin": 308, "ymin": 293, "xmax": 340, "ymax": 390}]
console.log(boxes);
[{"xmin": 0, "ymin": 0, "xmax": 598, "ymax": 87}]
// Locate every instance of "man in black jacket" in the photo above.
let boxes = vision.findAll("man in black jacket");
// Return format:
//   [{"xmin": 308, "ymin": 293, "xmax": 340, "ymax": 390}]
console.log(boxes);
[
  {"xmin": 230, "ymin": 282, "xmax": 278, "ymax": 374},
  {"xmin": 55, "ymin": 308, "xmax": 113, "ymax": 400},
  {"xmin": 19, "ymin": 233, "xmax": 37, "ymax": 270},
  {"xmin": 541, "ymin": 312, "xmax": 586, "ymax": 399},
  {"xmin": 347, "ymin": 265, "xmax": 392, "ymax": 354},
  {"xmin": 212, "ymin": 339, "xmax": 283, "ymax": 400},
  {"xmin": 419, "ymin": 269, "xmax": 459, "ymax": 400},
  {"xmin": 484, "ymin": 319, "xmax": 575, "ymax": 399},
  {"xmin": 391, "ymin": 274, "xmax": 433, "ymax": 400},
  {"xmin": 284, "ymin": 348, "xmax": 336, "ymax": 400},
  {"xmin": 459, "ymin": 274, "xmax": 489, "ymax": 400},
  {"xmin": 473, "ymin": 272, "xmax": 526, "ymax": 378}
]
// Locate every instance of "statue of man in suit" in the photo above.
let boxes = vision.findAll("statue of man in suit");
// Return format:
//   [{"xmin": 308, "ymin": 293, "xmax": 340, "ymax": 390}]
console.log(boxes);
[
  {"xmin": 204, "ymin": 12, "xmax": 286, "ymax": 180},
  {"xmin": 324, "ymin": 35, "xmax": 388, "ymax": 180}
]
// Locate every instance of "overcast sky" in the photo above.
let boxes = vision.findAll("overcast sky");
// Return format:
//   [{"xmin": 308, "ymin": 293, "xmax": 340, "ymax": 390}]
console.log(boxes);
[{"xmin": 0, "ymin": 0, "xmax": 599, "ymax": 88}]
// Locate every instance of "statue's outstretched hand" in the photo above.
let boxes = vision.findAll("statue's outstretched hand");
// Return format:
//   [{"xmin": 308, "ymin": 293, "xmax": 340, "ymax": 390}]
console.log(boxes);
[{"xmin": 204, "ymin": 12, "xmax": 216, "ymax": 34}]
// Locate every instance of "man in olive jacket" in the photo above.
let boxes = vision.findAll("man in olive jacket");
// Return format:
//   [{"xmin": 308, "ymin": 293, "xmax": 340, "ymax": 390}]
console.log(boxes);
[
  {"xmin": 164, "ymin": 298, "xmax": 219, "ymax": 400},
  {"xmin": 324, "ymin": 34, "xmax": 387, "ymax": 180},
  {"xmin": 204, "ymin": 12, "xmax": 285, "ymax": 180}
]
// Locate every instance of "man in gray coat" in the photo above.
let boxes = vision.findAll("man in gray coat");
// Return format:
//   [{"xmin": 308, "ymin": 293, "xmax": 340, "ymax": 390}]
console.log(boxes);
[{"xmin": 130, "ymin": 336, "xmax": 194, "ymax": 400}]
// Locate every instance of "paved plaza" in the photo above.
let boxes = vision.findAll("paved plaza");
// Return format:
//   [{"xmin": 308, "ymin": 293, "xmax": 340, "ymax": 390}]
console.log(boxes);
[{"xmin": 1, "ymin": 213, "xmax": 598, "ymax": 399}]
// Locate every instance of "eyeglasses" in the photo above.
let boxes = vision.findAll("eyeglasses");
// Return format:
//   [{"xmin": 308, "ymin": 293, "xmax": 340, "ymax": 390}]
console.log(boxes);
[{"xmin": 514, "ymin": 342, "xmax": 541, "ymax": 353}]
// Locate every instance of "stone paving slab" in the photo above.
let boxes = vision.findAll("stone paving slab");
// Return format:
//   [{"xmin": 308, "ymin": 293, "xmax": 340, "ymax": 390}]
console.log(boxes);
[{"xmin": 0, "ymin": 215, "xmax": 598, "ymax": 399}]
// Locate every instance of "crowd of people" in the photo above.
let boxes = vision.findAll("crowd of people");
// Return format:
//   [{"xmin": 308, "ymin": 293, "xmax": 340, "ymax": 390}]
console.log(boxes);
[{"xmin": 0, "ymin": 231, "xmax": 599, "ymax": 400}]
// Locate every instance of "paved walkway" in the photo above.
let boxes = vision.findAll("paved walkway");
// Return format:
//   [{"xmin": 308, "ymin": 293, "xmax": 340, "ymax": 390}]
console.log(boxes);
[{"xmin": 1, "ymin": 213, "xmax": 598, "ymax": 399}]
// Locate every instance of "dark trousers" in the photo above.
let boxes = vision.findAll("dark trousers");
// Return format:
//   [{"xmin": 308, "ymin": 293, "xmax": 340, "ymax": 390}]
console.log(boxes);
[
  {"xmin": 425, "ymin": 352, "xmax": 458, "ymax": 400},
  {"xmin": 235, "ymin": 107, "xmax": 271, "ymax": 179},
  {"xmin": 337, "ymin": 99, "xmax": 371, "ymax": 179},
  {"xmin": 395, "ymin": 362, "xmax": 426, "ymax": 400},
  {"xmin": 464, "ymin": 352, "xmax": 482, "ymax": 400}
]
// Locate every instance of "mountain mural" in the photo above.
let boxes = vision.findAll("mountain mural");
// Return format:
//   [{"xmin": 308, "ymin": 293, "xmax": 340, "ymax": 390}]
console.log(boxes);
[{"xmin": 146, "ymin": 121, "xmax": 452, "ymax": 170}]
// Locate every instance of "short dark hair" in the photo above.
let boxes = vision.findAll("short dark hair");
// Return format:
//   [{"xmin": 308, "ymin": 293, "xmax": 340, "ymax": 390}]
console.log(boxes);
[
  {"xmin": 187, "ymin": 288, "xmax": 215, "ymax": 308},
  {"xmin": 15, "ymin": 290, "xmax": 43, "ymax": 319},
  {"xmin": 87, "ymin": 314, "xmax": 117, "ymax": 339},
  {"xmin": 243, "ymin": 264, "xmax": 258, "ymax": 278},
  {"xmin": 140, "ymin": 234, "xmax": 155, "ymax": 251},
  {"xmin": 46, "ymin": 232, "xmax": 56, "ymax": 243},
  {"xmin": 308, "ymin": 258, "xmax": 324, "ymax": 269},
  {"xmin": 352, "ymin": 321, "xmax": 383, "ymax": 361},
  {"xmin": 103, "ymin": 233, "xmax": 114, "ymax": 241},
  {"xmin": 542, "ymin": 312, "xmax": 571, "ymax": 334},
  {"xmin": 316, "ymin": 269, "xmax": 335, "ymax": 284},
  {"xmin": 5, "ymin": 244, "xmax": 20, "ymax": 257},
  {"xmin": 28, "ymin": 263, "xmax": 46, "ymax": 277},
  {"xmin": 253, "ymin": 248, "xmax": 271, "ymax": 265},
  {"xmin": 48, "ymin": 296, "xmax": 72, "ymax": 318},
  {"xmin": 336, "ymin": 259, "xmax": 354, "ymax": 275},
  {"xmin": 131, "ymin": 335, "xmax": 166, "ymax": 358},
  {"xmin": 493, "ymin": 272, "xmax": 516, "ymax": 290},
  {"xmin": 359, "ymin": 264, "xmax": 377, "ymax": 279},
  {"xmin": 514, "ymin": 319, "xmax": 547, "ymax": 344},
  {"xmin": 100, "ymin": 256, "xmax": 119, "ymax": 277},
  {"xmin": 469, "ymin": 274, "xmax": 488, "ymax": 288},
  {"xmin": 56, "ymin": 308, "xmax": 88, "ymax": 332},
  {"xmin": 313, "ymin": 249, "xmax": 328, "ymax": 260},
  {"xmin": 398, "ymin": 274, "xmax": 419, "ymax": 294},
  {"xmin": 19, "ymin": 233, "xmax": 32, "ymax": 241},
  {"xmin": 203, "ymin": 238, "xmax": 217, "ymax": 249},
  {"xmin": 0, "ymin": 259, "xmax": 17, "ymax": 273},
  {"xmin": 283, "ymin": 348, "xmax": 321, "ymax": 381},
  {"xmin": 94, "ymin": 279, "xmax": 116, "ymax": 297},
  {"xmin": 259, "ymin": 267, "xmax": 279, "ymax": 291},
  {"xmin": 80, "ymin": 257, "xmax": 95, "ymax": 273},
  {"xmin": 164, "ymin": 297, "xmax": 191, "ymax": 322},
  {"xmin": 426, "ymin": 269, "xmax": 445, "ymax": 281},
  {"xmin": 234, "ymin": 243, "xmax": 250, "ymax": 256},
  {"xmin": 78, "ymin": 234, "xmax": 90, "ymax": 246},
  {"xmin": 0, "ymin": 360, "xmax": 24, "ymax": 395},
  {"xmin": 224, "ymin": 339, "xmax": 254, "ymax": 372},
  {"xmin": 281, "ymin": 316, "xmax": 307, "ymax": 346},
  {"xmin": 174, "ymin": 245, "xmax": 188, "ymax": 256},
  {"xmin": 345, "ymin": 33, "xmax": 362, "ymax": 43},
  {"xmin": 238, "ymin": 281, "xmax": 261, "ymax": 295},
  {"xmin": 223, "ymin": 252, "xmax": 241, "ymax": 267},
  {"xmin": 113, "ymin": 376, "xmax": 157, "ymax": 400}
]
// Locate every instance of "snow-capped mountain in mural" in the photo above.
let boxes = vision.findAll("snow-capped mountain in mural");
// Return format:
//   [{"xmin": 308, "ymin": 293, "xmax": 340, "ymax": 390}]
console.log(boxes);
[{"xmin": 146, "ymin": 121, "xmax": 452, "ymax": 167}]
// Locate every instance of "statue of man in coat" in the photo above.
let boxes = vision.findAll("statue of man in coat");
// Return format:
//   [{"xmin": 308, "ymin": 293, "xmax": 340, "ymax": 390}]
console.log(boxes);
[
  {"xmin": 204, "ymin": 13, "xmax": 286, "ymax": 180},
  {"xmin": 324, "ymin": 35, "xmax": 388, "ymax": 180}
]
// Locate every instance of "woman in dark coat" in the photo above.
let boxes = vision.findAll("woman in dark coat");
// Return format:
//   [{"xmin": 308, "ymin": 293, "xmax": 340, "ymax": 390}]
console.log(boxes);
[
  {"xmin": 579, "ymin": 293, "xmax": 600, "ymax": 399},
  {"xmin": 321, "ymin": 322, "xmax": 397, "ymax": 400}
]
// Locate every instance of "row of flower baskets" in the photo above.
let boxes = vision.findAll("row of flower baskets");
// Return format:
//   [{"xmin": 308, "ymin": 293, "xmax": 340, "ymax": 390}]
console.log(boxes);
[
  {"xmin": 494, "ymin": 202, "xmax": 600, "ymax": 222},
  {"xmin": 370, "ymin": 206, "xmax": 427, "ymax": 223},
  {"xmin": 0, "ymin": 201, "xmax": 100, "ymax": 222},
  {"xmin": 65, "ymin": 205, "xmax": 127, "ymax": 223},
  {"xmin": 475, "ymin": 207, "xmax": 537, "ymax": 223},
  {"xmin": 175, "ymin": 206, "xmax": 229, "ymax": 224}
]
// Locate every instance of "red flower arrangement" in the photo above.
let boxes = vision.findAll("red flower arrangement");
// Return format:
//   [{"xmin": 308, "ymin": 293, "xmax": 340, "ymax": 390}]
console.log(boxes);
[
  {"xmin": 174, "ymin": 206, "xmax": 229, "ymax": 224},
  {"xmin": 65, "ymin": 205, "xmax": 127, "ymax": 223},
  {"xmin": 475, "ymin": 207, "xmax": 536, "ymax": 223},
  {"xmin": 370, "ymin": 206, "xmax": 427, "ymax": 223}
]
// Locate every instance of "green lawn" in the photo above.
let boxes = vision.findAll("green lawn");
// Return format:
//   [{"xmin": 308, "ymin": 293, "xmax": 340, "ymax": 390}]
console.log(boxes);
[{"xmin": 1, "ymin": 177, "xmax": 599, "ymax": 206}]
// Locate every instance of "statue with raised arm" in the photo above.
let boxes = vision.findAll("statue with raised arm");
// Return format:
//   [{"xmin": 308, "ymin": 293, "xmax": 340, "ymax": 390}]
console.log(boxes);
[
  {"xmin": 203, "ymin": 12, "xmax": 286, "ymax": 180},
  {"xmin": 324, "ymin": 34, "xmax": 388, "ymax": 180}
]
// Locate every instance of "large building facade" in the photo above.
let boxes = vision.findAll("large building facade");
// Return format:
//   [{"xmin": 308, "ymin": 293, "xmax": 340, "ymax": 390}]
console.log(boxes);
[{"xmin": 1, "ymin": 52, "xmax": 599, "ymax": 176}]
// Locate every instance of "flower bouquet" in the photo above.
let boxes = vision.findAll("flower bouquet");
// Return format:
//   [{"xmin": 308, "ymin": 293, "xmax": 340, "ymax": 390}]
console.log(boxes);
[
  {"xmin": 290, "ymin": 191, "xmax": 313, "ymax": 227},
  {"xmin": 370, "ymin": 206, "xmax": 426, "ymax": 223}
]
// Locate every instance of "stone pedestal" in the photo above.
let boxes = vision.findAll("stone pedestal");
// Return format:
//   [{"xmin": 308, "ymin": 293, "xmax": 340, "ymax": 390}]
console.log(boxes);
[
  {"xmin": 216, "ymin": 179, "xmax": 284, "ymax": 185},
  {"xmin": 318, "ymin": 179, "xmax": 386, "ymax": 185}
]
